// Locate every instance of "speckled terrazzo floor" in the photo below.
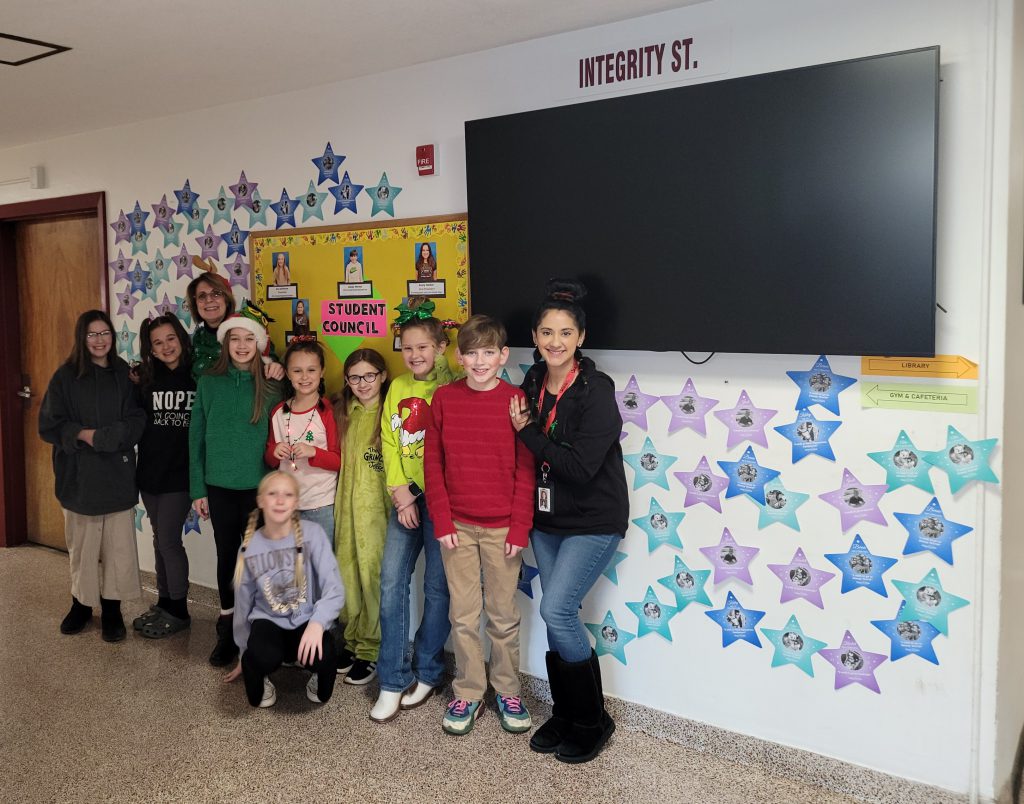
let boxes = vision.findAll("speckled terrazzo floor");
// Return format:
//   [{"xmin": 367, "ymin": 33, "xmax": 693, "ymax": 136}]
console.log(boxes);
[{"xmin": 0, "ymin": 545, "xmax": 866, "ymax": 804}]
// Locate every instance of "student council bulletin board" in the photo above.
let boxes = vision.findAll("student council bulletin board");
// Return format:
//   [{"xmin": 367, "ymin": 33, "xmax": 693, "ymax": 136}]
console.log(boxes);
[{"xmin": 251, "ymin": 215, "xmax": 469, "ymax": 389}]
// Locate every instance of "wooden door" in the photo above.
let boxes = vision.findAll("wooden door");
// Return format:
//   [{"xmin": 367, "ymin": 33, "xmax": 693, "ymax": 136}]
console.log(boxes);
[{"xmin": 17, "ymin": 213, "xmax": 103, "ymax": 549}]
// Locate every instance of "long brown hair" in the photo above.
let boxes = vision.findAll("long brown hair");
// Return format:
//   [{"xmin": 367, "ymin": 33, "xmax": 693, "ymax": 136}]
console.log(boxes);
[
  {"xmin": 331, "ymin": 348, "xmax": 389, "ymax": 448},
  {"xmin": 209, "ymin": 326, "xmax": 274, "ymax": 424},
  {"xmin": 138, "ymin": 314, "xmax": 193, "ymax": 387},
  {"xmin": 185, "ymin": 273, "xmax": 235, "ymax": 328},
  {"xmin": 65, "ymin": 310, "xmax": 116, "ymax": 378}
]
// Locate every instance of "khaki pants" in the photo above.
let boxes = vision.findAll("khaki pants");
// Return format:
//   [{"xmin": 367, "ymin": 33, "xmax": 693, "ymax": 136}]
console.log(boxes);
[
  {"xmin": 440, "ymin": 520, "xmax": 523, "ymax": 700},
  {"xmin": 64, "ymin": 509, "xmax": 142, "ymax": 607}
]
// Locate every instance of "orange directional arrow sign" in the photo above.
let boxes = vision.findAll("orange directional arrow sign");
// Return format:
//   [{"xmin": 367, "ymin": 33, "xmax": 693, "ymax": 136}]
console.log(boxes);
[{"xmin": 860, "ymin": 355, "xmax": 978, "ymax": 380}]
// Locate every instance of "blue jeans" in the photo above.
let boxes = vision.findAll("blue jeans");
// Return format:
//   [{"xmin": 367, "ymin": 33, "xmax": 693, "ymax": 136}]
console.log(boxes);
[
  {"xmin": 532, "ymin": 529, "xmax": 622, "ymax": 662},
  {"xmin": 300, "ymin": 504, "xmax": 335, "ymax": 550},
  {"xmin": 377, "ymin": 497, "xmax": 451, "ymax": 692}
]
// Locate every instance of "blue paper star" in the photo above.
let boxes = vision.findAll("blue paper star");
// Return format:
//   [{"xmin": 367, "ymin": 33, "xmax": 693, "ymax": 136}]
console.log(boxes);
[
  {"xmin": 300, "ymin": 180, "xmax": 328, "ymax": 222},
  {"xmin": 365, "ymin": 172, "xmax": 402, "ymax": 217},
  {"xmin": 109, "ymin": 251, "xmax": 132, "ymax": 285},
  {"xmin": 246, "ymin": 190, "xmax": 269, "ymax": 227},
  {"xmin": 631, "ymin": 497, "xmax": 684, "ymax": 553},
  {"xmin": 871, "ymin": 602, "xmax": 942, "ymax": 664},
  {"xmin": 626, "ymin": 586, "xmax": 680, "ymax": 641},
  {"xmin": 116, "ymin": 322, "xmax": 138, "ymax": 360},
  {"xmin": 182, "ymin": 507, "xmax": 202, "ymax": 536},
  {"xmin": 128, "ymin": 262, "xmax": 151, "ymax": 296},
  {"xmin": 893, "ymin": 567, "xmax": 969, "ymax": 636},
  {"xmin": 773, "ymin": 408, "xmax": 842, "ymax": 463},
  {"xmin": 224, "ymin": 220, "xmax": 249, "ymax": 258},
  {"xmin": 754, "ymin": 478, "xmax": 810, "ymax": 531},
  {"xmin": 786, "ymin": 354, "xmax": 856, "ymax": 415},
  {"xmin": 270, "ymin": 189, "xmax": 299, "ymax": 229},
  {"xmin": 824, "ymin": 534, "xmax": 898, "ymax": 597},
  {"xmin": 623, "ymin": 437, "xmax": 677, "ymax": 491},
  {"xmin": 705, "ymin": 591, "xmax": 765, "ymax": 648},
  {"xmin": 761, "ymin": 614, "xmax": 828, "ymax": 676},
  {"xmin": 312, "ymin": 142, "xmax": 344, "ymax": 185},
  {"xmin": 498, "ymin": 368, "xmax": 512, "ymax": 383},
  {"xmin": 518, "ymin": 363, "xmax": 533, "ymax": 378},
  {"xmin": 517, "ymin": 560, "xmax": 540, "ymax": 599},
  {"xmin": 185, "ymin": 204, "xmax": 209, "ymax": 235},
  {"xmin": 147, "ymin": 250, "xmax": 170, "ymax": 286},
  {"xmin": 894, "ymin": 497, "xmax": 972, "ymax": 565},
  {"xmin": 133, "ymin": 506, "xmax": 146, "ymax": 532},
  {"xmin": 921, "ymin": 425, "xmax": 999, "ymax": 493},
  {"xmin": 329, "ymin": 172, "xmax": 364, "ymax": 215},
  {"xmin": 657, "ymin": 555, "xmax": 712, "ymax": 610},
  {"xmin": 208, "ymin": 186, "xmax": 233, "ymax": 224},
  {"xmin": 110, "ymin": 210, "xmax": 132, "ymax": 244},
  {"xmin": 718, "ymin": 445, "xmax": 780, "ymax": 501},
  {"xmin": 601, "ymin": 551, "xmax": 628, "ymax": 585},
  {"xmin": 585, "ymin": 611, "xmax": 636, "ymax": 665},
  {"xmin": 230, "ymin": 171, "xmax": 258, "ymax": 211},
  {"xmin": 174, "ymin": 179, "xmax": 199, "ymax": 215},
  {"xmin": 128, "ymin": 201, "xmax": 149, "ymax": 235},
  {"xmin": 161, "ymin": 218, "xmax": 183, "ymax": 248},
  {"xmin": 130, "ymin": 229, "xmax": 149, "ymax": 256}
]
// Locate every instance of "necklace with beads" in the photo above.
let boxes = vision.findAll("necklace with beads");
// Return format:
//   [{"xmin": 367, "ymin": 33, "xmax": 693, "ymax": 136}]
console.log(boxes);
[{"xmin": 285, "ymin": 404, "xmax": 318, "ymax": 471}]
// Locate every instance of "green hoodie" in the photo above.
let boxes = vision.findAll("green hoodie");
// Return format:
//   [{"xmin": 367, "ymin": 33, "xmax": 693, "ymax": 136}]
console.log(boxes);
[{"xmin": 335, "ymin": 397, "xmax": 391, "ymax": 552}]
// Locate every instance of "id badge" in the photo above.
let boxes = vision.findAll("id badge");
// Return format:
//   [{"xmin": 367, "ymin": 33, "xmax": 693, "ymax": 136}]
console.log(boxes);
[{"xmin": 538, "ymin": 486, "xmax": 552, "ymax": 513}]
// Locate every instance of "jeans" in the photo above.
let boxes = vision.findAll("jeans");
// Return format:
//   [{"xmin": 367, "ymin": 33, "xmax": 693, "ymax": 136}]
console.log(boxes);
[
  {"xmin": 532, "ymin": 529, "xmax": 622, "ymax": 662},
  {"xmin": 377, "ymin": 497, "xmax": 450, "ymax": 692},
  {"xmin": 300, "ymin": 504, "xmax": 335, "ymax": 550}
]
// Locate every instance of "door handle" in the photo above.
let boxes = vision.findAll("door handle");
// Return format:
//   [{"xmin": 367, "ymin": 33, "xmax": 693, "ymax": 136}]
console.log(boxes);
[{"xmin": 17, "ymin": 386, "xmax": 32, "ymax": 399}]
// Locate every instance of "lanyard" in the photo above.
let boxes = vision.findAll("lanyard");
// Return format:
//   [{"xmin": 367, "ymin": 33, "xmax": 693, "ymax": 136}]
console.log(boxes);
[{"xmin": 537, "ymin": 361, "xmax": 579, "ymax": 436}]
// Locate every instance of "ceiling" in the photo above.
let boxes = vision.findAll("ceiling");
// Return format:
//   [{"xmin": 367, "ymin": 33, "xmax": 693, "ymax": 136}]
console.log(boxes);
[{"xmin": 0, "ymin": 0, "xmax": 701, "ymax": 150}]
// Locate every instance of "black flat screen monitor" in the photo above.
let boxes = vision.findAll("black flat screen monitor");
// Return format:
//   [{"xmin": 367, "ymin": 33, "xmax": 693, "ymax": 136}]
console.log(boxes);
[{"xmin": 465, "ymin": 47, "xmax": 939, "ymax": 356}]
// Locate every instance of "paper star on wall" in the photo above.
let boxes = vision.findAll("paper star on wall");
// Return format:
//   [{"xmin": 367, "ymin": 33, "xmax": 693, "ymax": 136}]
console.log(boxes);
[
  {"xmin": 761, "ymin": 615, "xmax": 828, "ymax": 677},
  {"xmin": 230, "ymin": 171, "xmax": 258, "ymax": 211},
  {"xmin": 173, "ymin": 246, "xmax": 194, "ymax": 280},
  {"xmin": 329, "ymin": 172, "xmax": 364, "ymax": 215},
  {"xmin": 631, "ymin": 497, "xmax": 684, "ymax": 553},
  {"xmin": 365, "ymin": 172, "xmax": 402, "ymax": 217},
  {"xmin": 208, "ymin": 186, "xmax": 233, "ymax": 224},
  {"xmin": 657, "ymin": 555, "xmax": 712, "ymax": 611},
  {"xmin": 601, "ymin": 551, "xmax": 628, "ymax": 585},
  {"xmin": 128, "ymin": 201, "xmax": 149, "ymax": 235},
  {"xmin": 586, "ymin": 611, "xmax": 636, "ymax": 665},
  {"xmin": 786, "ymin": 354, "xmax": 856, "ymax": 415},
  {"xmin": 176, "ymin": 296, "xmax": 193, "ymax": 329},
  {"xmin": 246, "ymin": 190, "xmax": 269, "ymax": 227},
  {"xmin": 824, "ymin": 534, "xmax": 898, "ymax": 597},
  {"xmin": 141, "ymin": 273, "xmax": 159, "ymax": 303},
  {"xmin": 660, "ymin": 377, "xmax": 718, "ymax": 437},
  {"xmin": 773, "ymin": 408, "xmax": 842, "ymax": 463},
  {"xmin": 867, "ymin": 429, "xmax": 934, "ymax": 493},
  {"xmin": 921, "ymin": 425, "xmax": 999, "ymax": 493},
  {"xmin": 110, "ymin": 210, "xmax": 132, "ymax": 244},
  {"xmin": 893, "ymin": 567, "xmax": 969, "ymax": 636},
  {"xmin": 300, "ymin": 180, "xmax": 328, "ymax": 222},
  {"xmin": 185, "ymin": 204, "xmax": 210, "ymax": 234},
  {"xmin": 871, "ymin": 602, "xmax": 941, "ymax": 664},
  {"xmin": 894, "ymin": 497, "xmax": 972, "ymax": 565},
  {"xmin": 147, "ymin": 250, "xmax": 170, "ymax": 286},
  {"xmin": 616, "ymin": 374, "xmax": 659, "ymax": 430},
  {"xmin": 699, "ymin": 527, "xmax": 759, "ymax": 586},
  {"xmin": 674, "ymin": 456, "xmax": 729, "ymax": 513},
  {"xmin": 754, "ymin": 477, "xmax": 810, "ymax": 531},
  {"xmin": 109, "ymin": 251, "xmax": 132, "ymax": 284},
  {"xmin": 150, "ymin": 194, "xmax": 173, "ymax": 229},
  {"xmin": 312, "ymin": 142, "xmax": 344, "ymax": 185},
  {"xmin": 767, "ymin": 547, "xmax": 836, "ymax": 609},
  {"xmin": 154, "ymin": 293, "xmax": 178, "ymax": 317},
  {"xmin": 133, "ymin": 506, "xmax": 146, "ymax": 532},
  {"xmin": 128, "ymin": 262, "xmax": 151, "ymax": 296},
  {"xmin": 819, "ymin": 468, "xmax": 889, "ymax": 532},
  {"xmin": 195, "ymin": 226, "xmax": 221, "ymax": 261},
  {"xmin": 130, "ymin": 229, "xmax": 149, "ymax": 256},
  {"xmin": 705, "ymin": 591, "xmax": 765, "ymax": 648},
  {"xmin": 623, "ymin": 436, "xmax": 677, "ymax": 491},
  {"xmin": 226, "ymin": 254, "xmax": 249, "ymax": 289},
  {"xmin": 182, "ymin": 506, "xmax": 202, "ymax": 536},
  {"xmin": 224, "ymin": 220, "xmax": 249, "ymax": 258},
  {"xmin": 270, "ymin": 189, "xmax": 299, "ymax": 228},
  {"xmin": 718, "ymin": 445, "xmax": 780, "ymax": 502},
  {"xmin": 517, "ymin": 560, "xmax": 539, "ymax": 599},
  {"xmin": 116, "ymin": 321, "xmax": 138, "ymax": 360},
  {"xmin": 161, "ymin": 218, "xmax": 183, "ymax": 248},
  {"xmin": 626, "ymin": 586, "xmax": 680, "ymax": 641},
  {"xmin": 819, "ymin": 631, "xmax": 887, "ymax": 693},
  {"xmin": 713, "ymin": 389, "xmax": 777, "ymax": 449},
  {"xmin": 115, "ymin": 291, "xmax": 139, "ymax": 319},
  {"xmin": 174, "ymin": 179, "xmax": 199, "ymax": 215}
]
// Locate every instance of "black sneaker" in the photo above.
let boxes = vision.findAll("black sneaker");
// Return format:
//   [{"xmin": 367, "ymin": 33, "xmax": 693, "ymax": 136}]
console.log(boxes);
[
  {"xmin": 209, "ymin": 615, "xmax": 239, "ymax": 667},
  {"xmin": 60, "ymin": 598, "xmax": 92, "ymax": 635},
  {"xmin": 336, "ymin": 647, "xmax": 356, "ymax": 675},
  {"xmin": 344, "ymin": 659, "xmax": 377, "ymax": 686}
]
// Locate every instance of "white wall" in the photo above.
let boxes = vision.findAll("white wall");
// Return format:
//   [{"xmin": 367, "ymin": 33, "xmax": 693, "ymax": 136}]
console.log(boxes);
[{"xmin": 0, "ymin": 0, "xmax": 1013, "ymax": 797}]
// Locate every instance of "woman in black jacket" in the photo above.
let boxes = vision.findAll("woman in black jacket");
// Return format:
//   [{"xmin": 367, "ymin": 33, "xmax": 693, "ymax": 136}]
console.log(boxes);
[
  {"xmin": 509, "ymin": 279, "xmax": 628, "ymax": 764},
  {"xmin": 39, "ymin": 310, "xmax": 147, "ymax": 642}
]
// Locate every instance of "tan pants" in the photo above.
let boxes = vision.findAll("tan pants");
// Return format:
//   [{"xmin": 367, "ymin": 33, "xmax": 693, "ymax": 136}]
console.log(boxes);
[
  {"xmin": 440, "ymin": 520, "xmax": 523, "ymax": 700},
  {"xmin": 64, "ymin": 509, "xmax": 142, "ymax": 607}
]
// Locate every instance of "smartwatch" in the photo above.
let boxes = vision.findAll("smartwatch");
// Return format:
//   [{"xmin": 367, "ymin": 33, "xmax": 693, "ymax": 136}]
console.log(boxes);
[{"xmin": 408, "ymin": 481, "xmax": 423, "ymax": 498}]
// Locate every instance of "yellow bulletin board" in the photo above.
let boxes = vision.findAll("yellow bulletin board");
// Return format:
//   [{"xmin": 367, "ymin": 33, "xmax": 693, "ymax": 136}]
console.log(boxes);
[{"xmin": 251, "ymin": 215, "xmax": 469, "ymax": 391}]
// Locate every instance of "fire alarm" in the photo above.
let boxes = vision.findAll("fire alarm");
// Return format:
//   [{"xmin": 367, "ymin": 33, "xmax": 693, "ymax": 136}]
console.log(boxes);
[{"xmin": 416, "ymin": 144, "xmax": 438, "ymax": 176}]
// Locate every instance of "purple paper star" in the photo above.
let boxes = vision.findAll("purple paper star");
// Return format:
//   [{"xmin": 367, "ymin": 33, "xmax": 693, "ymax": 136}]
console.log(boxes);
[
  {"xmin": 173, "ymin": 246, "xmax": 194, "ymax": 280},
  {"xmin": 660, "ymin": 378, "xmax": 718, "ymax": 436},
  {"xmin": 767, "ymin": 547, "xmax": 836, "ymax": 609},
  {"xmin": 116, "ymin": 290, "xmax": 140, "ymax": 318},
  {"xmin": 109, "ymin": 250, "xmax": 132, "ymax": 284},
  {"xmin": 195, "ymin": 225, "xmax": 220, "ymax": 261},
  {"xmin": 154, "ymin": 293, "xmax": 178, "ymax": 317},
  {"xmin": 699, "ymin": 527, "xmax": 760, "ymax": 585},
  {"xmin": 819, "ymin": 468, "xmax": 889, "ymax": 532},
  {"xmin": 714, "ymin": 390, "xmax": 777, "ymax": 449},
  {"xmin": 674, "ymin": 456, "xmax": 729, "ymax": 512},
  {"xmin": 150, "ymin": 194, "xmax": 173, "ymax": 229},
  {"xmin": 819, "ymin": 630, "xmax": 887, "ymax": 693},
  {"xmin": 226, "ymin": 254, "xmax": 249, "ymax": 288},
  {"xmin": 230, "ymin": 171, "xmax": 258, "ymax": 211},
  {"xmin": 616, "ymin": 375, "xmax": 659, "ymax": 430},
  {"xmin": 110, "ymin": 210, "xmax": 131, "ymax": 244}
]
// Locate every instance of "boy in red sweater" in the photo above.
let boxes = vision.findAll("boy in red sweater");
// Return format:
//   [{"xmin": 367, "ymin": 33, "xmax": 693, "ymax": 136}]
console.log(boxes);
[{"xmin": 424, "ymin": 315, "xmax": 535, "ymax": 735}]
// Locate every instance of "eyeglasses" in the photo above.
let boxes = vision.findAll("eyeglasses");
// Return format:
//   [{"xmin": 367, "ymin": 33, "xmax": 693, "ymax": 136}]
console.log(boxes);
[
  {"xmin": 196, "ymin": 290, "xmax": 226, "ymax": 302},
  {"xmin": 85, "ymin": 330, "xmax": 112, "ymax": 340},
  {"xmin": 346, "ymin": 371, "xmax": 381, "ymax": 386}
]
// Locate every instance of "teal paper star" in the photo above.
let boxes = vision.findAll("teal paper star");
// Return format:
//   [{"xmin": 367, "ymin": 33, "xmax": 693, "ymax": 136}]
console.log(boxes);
[
  {"xmin": 586, "ymin": 611, "xmax": 636, "ymax": 665},
  {"xmin": 161, "ymin": 218, "xmax": 183, "ymax": 248},
  {"xmin": 626, "ymin": 586, "xmax": 680, "ymax": 641},
  {"xmin": 246, "ymin": 190, "xmax": 269, "ymax": 227},
  {"xmin": 631, "ymin": 497, "xmax": 684, "ymax": 553},
  {"xmin": 116, "ymin": 322, "xmax": 137, "ymax": 360},
  {"xmin": 176, "ymin": 296, "xmax": 193, "ymax": 329},
  {"xmin": 761, "ymin": 614, "xmax": 828, "ymax": 677},
  {"xmin": 893, "ymin": 567, "xmax": 969, "ymax": 636},
  {"xmin": 921, "ymin": 425, "xmax": 999, "ymax": 493},
  {"xmin": 365, "ymin": 172, "xmax": 402, "ymax": 217},
  {"xmin": 300, "ymin": 180, "xmax": 328, "ymax": 222},
  {"xmin": 185, "ymin": 204, "xmax": 209, "ymax": 234},
  {"xmin": 147, "ymin": 250, "xmax": 170, "ymax": 286},
  {"xmin": 754, "ymin": 477, "xmax": 810, "ymax": 531},
  {"xmin": 209, "ymin": 186, "xmax": 233, "ymax": 224},
  {"xmin": 133, "ymin": 506, "xmax": 146, "ymax": 532},
  {"xmin": 601, "ymin": 551, "xmax": 628, "ymax": 584},
  {"xmin": 130, "ymin": 229, "xmax": 149, "ymax": 256},
  {"xmin": 623, "ymin": 436, "xmax": 677, "ymax": 491},
  {"xmin": 657, "ymin": 555, "xmax": 712, "ymax": 610},
  {"xmin": 868, "ymin": 430, "xmax": 934, "ymax": 493}
]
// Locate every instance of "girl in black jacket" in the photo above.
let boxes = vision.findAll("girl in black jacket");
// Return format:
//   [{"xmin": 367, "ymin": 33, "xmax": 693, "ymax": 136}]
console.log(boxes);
[{"xmin": 509, "ymin": 280, "xmax": 628, "ymax": 764}]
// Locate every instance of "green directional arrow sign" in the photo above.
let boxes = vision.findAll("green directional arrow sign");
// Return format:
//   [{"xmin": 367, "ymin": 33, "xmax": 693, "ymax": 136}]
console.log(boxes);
[{"xmin": 861, "ymin": 382, "xmax": 977, "ymax": 413}]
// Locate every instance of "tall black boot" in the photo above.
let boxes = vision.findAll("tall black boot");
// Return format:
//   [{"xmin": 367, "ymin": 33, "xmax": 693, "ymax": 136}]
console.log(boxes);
[
  {"xmin": 60, "ymin": 597, "xmax": 93, "ymax": 635},
  {"xmin": 530, "ymin": 651, "xmax": 571, "ymax": 753},
  {"xmin": 99, "ymin": 597, "xmax": 126, "ymax": 643},
  {"xmin": 209, "ymin": 614, "xmax": 239, "ymax": 667},
  {"xmin": 555, "ymin": 650, "xmax": 615, "ymax": 764}
]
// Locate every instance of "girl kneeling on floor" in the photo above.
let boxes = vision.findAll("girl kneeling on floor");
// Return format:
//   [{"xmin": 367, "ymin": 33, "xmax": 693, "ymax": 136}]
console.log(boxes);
[{"xmin": 226, "ymin": 471, "xmax": 345, "ymax": 707}]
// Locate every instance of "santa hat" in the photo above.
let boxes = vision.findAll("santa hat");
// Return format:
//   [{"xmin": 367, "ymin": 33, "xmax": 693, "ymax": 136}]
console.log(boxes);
[{"xmin": 217, "ymin": 300, "xmax": 274, "ymax": 364}]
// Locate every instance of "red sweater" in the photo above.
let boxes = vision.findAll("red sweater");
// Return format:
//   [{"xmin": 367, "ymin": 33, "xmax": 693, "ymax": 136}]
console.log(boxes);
[{"xmin": 424, "ymin": 379, "xmax": 535, "ymax": 547}]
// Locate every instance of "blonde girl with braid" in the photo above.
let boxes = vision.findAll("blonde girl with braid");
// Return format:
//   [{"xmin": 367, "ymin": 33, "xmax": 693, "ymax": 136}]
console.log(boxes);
[{"xmin": 223, "ymin": 471, "xmax": 346, "ymax": 708}]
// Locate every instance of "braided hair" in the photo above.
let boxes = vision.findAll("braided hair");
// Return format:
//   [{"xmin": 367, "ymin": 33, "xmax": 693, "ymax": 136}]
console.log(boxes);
[{"xmin": 232, "ymin": 471, "xmax": 307, "ymax": 599}]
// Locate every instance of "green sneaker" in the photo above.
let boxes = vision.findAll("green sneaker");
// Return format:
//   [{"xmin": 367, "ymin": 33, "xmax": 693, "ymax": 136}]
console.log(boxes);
[
  {"xmin": 442, "ymin": 699, "xmax": 482, "ymax": 735},
  {"xmin": 496, "ymin": 694, "xmax": 532, "ymax": 733}
]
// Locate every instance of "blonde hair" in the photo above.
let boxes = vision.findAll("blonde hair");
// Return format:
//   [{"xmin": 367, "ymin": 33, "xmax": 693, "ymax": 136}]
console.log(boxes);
[{"xmin": 232, "ymin": 471, "xmax": 306, "ymax": 594}]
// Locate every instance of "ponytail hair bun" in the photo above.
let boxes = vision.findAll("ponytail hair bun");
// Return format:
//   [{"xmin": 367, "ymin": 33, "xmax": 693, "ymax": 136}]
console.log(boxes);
[{"xmin": 532, "ymin": 277, "xmax": 588, "ymax": 333}]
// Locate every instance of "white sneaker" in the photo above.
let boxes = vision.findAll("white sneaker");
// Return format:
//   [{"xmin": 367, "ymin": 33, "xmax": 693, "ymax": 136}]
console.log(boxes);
[
  {"xmin": 400, "ymin": 681, "xmax": 436, "ymax": 710},
  {"xmin": 259, "ymin": 678, "xmax": 277, "ymax": 708},
  {"xmin": 369, "ymin": 689, "xmax": 403, "ymax": 723},
  {"xmin": 306, "ymin": 674, "xmax": 323, "ymax": 704}
]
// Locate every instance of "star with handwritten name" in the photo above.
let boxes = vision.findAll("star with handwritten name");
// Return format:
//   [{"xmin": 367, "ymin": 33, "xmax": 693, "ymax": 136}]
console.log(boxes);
[
  {"xmin": 773, "ymin": 408, "xmax": 842, "ymax": 463},
  {"xmin": 824, "ymin": 534, "xmax": 898, "ymax": 598},
  {"xmin": 894, "ymin": 497, "xmax": 972, "ymax": 565},
  {"xmin": 718, "ymin": 445, "xmax": 780, "ymax": 502},
  {"xmin": 786, "ymin": 355, "xmax": 856, "ymax": 415},
  {"xmin": 705, "ymin": 591, "xmax": 764, "ymax": 648},
  {"xmin": 871, "ymin": 602, "xmax": 941, "ymax": 664}
]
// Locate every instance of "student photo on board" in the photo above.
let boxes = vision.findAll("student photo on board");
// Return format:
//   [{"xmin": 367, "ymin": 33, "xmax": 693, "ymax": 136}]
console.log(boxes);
[
  {"xmin": 344, "ymin": 247, "xmax": 364, "ymax": 283},
  {"xmin": 414, "ymin": 241, "xmax": 437, "ymax": 280},
  {"xmin": 272, "ymin": 252, "xmax": 291, "ymax": 286},
  {"xmin": 291, "ymin": 298, "xmax": 311, "ymax": 337}
]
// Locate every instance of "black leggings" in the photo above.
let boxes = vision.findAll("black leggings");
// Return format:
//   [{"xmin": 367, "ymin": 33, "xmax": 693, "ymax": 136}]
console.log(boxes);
[
  {"xmin": 242, "ymin": 619, "xmax": 338, "ymax": 706},
  {"xmin": 206, "ymin": 485, "xmax": 257, "ymax": 611}
]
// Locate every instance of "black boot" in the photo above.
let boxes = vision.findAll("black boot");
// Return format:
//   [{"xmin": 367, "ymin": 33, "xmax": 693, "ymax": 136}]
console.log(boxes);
[
  {"xmin": 554, "ymin": 650, "xmax": 615, "ymax": 764},
  {"xmin": 530, "ymin": 651, "xmax": 571, "ymax": 753},
  {"xmin": 99, "ymin": 598, "xmax": 127, "ymax": 643},
  {"xmin": 209, "ymin": 614, "xmax": 239, "ymax": 667},
  {"xmin": 60, "ymin": 597, "xmax": 93, "ymax": 634}
]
